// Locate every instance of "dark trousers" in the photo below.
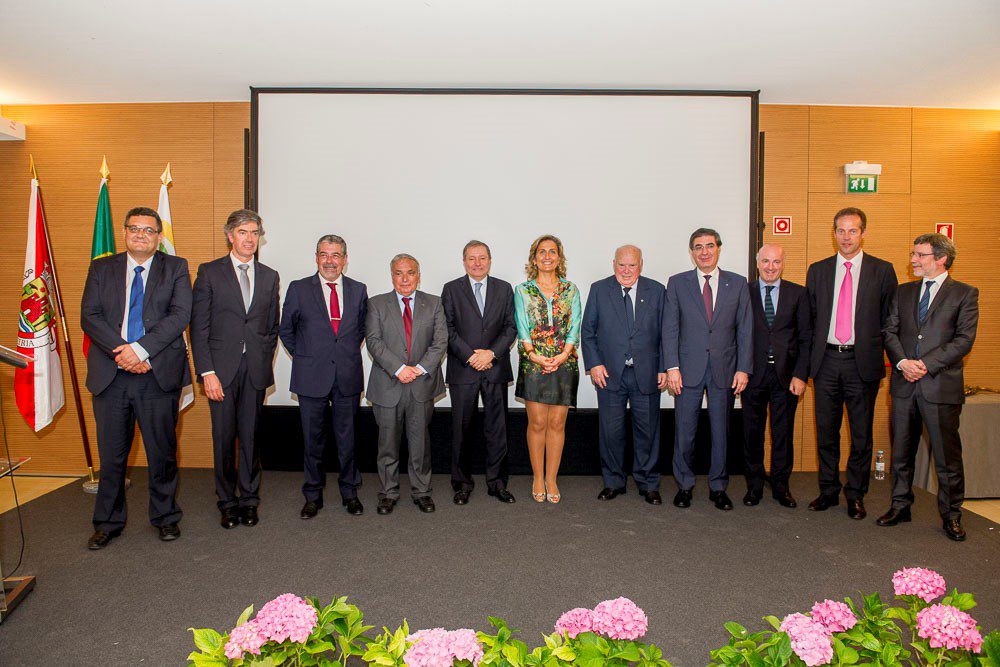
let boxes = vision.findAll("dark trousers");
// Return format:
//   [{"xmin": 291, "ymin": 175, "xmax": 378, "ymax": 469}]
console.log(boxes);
[
  {"xmin": 449, "ymin": 379, "xmax": 509, "ymax": 492},
  {"xmin": 890, "ymin": 385, "xmax": 964, "ymax": 520},
  {"xmin": 92, "ymin": 370, "xmax": 182, "ymax": 532},
  {"xmin": 741, "ymin": 364, "xmax": 797, "ymax": 493},
  {"xmin": 673, "ymin": 360, "xmax": 733, "ymax": 492},
  {"xmin": 597, "ymin": 366, "xmax": 661, "ymax": 491},
  {"xmin": 813, "ymin": 348, "xmax": 880, "ymax": 500},
  {"xmin": 299, "ymin": 387, "xmax": 361, "ymax": 503},
  {"xmin": 209, "ymin": 354, "xmax": 264, "ymax": 510}
]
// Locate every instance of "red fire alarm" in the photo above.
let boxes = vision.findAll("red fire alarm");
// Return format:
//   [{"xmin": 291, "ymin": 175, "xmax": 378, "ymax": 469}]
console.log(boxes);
[
  {"xmin": 936, "ymin": 223, "xmax": 954, "ymax": 239},
  {"xmin": 773, "ymin": 216, "xmax": 792, "ymax": 235}
]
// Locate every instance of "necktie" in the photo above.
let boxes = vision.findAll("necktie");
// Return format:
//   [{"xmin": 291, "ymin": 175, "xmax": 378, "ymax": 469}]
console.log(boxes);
[
  {"xmin": 237, "ymin": 263, "xmax": 251, "ymax": 311},
  {"xmin": 328, "ymin": 282, "xmax": 341, "ymax": 334},
  {"xmin": 702, "ymin": 275, "xmax": 713, "ymax": 323},
  {"xmin": 127, "ymin": 266, "xmax": 145, "ymax": 343},
  {"xmin": 764, "ymin": 285, "xmax": 776, "ymax": 327},
  {"xmin": 918, "ymin": 281, "xmax": 933, "ymax": 324},
  {"xmin": 623, "ymin": 286, "xmax": 635, "ymax": 335},
  {"xmin": 474, "ymin": 281, "xmax": 485, "ymax": 316},
  {"xmin": 834, "ymin": 261, "xmax": 853, "ymax": 344},
  {"xmin": 402, "ymin": 296, "xmax": 413, "ymax": 362}
]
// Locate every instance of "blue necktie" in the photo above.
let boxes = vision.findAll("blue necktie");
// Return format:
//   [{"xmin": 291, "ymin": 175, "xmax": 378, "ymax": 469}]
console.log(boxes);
[
  {"xmin": 127, "ymin": 266, "xmax": 145, "ymax": 343},
  {"xmin": 918, "ymin": 281, "xmax": 933, "ymax": 324},
  {"xmin": 474, "ymin": 281, "xmax": 485, "ymax": 316}
]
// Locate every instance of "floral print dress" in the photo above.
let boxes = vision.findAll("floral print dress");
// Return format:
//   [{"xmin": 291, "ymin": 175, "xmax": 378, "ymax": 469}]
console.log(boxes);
[{"xmin": 513, "ymin": 279, "xmax": 582, "ymax": 407}]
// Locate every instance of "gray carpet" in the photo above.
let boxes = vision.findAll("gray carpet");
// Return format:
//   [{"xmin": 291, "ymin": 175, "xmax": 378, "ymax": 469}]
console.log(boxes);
[{"xmin": 1, "ymin": 470, "xmax": 998, "ymax": 666}]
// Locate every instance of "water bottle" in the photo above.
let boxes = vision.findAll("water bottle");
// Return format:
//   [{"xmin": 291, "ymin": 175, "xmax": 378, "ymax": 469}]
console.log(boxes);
[{"xmin": 874, "ymin": 450, "xmax": 886, "ymax": 481}]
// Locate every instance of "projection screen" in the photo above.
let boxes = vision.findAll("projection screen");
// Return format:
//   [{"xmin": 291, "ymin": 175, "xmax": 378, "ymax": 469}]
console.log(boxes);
[{"xmin": 254, "ymin": 89, "xmax": 758, "ymax": 408}]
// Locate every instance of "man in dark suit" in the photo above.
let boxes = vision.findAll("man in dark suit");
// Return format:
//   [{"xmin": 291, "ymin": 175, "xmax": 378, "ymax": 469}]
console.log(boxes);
[
  {"xmin": 80, "ymin": 207, "xmax": 192, "ymax": 549},
  {"xmin": 191, "ymin": 209, "xmax": 280, "ymax": 529},
  {"xmin": 663, "ymin": 228, "xmax": 753, "ymax": 511},
  {"xmin": 279, "ymin": 234, "xmax": 368, "ymax": 518},
  {"xmin": 741, "ymin": 243, "xmax": 811, "ymax": 508},
  {"xmin": 878, "ymin": 233, "xmax": 978, "ymax": 541},
  {"xmin": 441, "ymin": 240, "xmax": 517, "ymax": 505},
  {"xmin": 806, "ymin": 207, "xmax": 897, "ymax": 520},
  {"xmin": 583, "ymin": 245, "xmax": 667, "ymax": 505},
  {"xmin": 366, "ymin": 253, "xmax": 448, "ymax": 515}
]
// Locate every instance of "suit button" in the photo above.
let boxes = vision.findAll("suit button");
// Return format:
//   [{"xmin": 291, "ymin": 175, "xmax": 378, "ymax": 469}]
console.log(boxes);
[
  {"xmin": 917, "ymin": 334, "xmax": 923, "ymax": 340},
  {"xmin": 239, "ymin": 340, "xmax": 245, "ymax": 345},
  {"xmin": 244, "ymin": 319, "xmax": 249, "ymax": 324},
  {"xmin": 706, "ymin": 348, "xmax": 710, "ymax": 352}
]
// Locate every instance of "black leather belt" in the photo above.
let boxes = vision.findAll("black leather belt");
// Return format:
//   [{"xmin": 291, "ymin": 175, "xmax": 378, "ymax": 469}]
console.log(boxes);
[{"xmin": 826, "ymin": 343, "xmax": 854, "ymax": 352}]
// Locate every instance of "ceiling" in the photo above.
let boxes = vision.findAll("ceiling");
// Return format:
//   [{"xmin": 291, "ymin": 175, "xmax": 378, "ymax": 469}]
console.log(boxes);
[{"xmin": 1, "ymin": 0, "xmax": 998, "ymax": 108}]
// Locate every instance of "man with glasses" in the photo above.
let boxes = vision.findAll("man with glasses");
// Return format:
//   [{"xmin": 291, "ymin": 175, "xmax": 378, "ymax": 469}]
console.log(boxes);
[
  {"xmin": 191, "ymin": 209, "xmax": 280, "ymax": 529},
  {"xmin": 81, "ymin": 207, "xmax": 192, "ymax": 549},
  {"xmin": 279, "ymin": 235, "xmax": 369, "ymax": 518},
  {"xmin": 805, "ymin": 207, "xmax": 897, "ymax": 520}
]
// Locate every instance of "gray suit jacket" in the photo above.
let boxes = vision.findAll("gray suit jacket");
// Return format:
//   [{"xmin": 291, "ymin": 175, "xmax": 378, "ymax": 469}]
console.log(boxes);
[{"xmin": 365, "ymin": 290, "xmax": 447, "ymax": 407}]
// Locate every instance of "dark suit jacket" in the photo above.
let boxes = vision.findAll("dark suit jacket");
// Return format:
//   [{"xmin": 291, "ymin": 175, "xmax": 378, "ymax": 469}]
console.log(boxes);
[
  {"xmin": 190, "ymin": 255, "xmax": 280, "ymax": 390},
  {"xmin": 278, "ymin": 274, "xmax": 368, "ymax": 398},
  {"xmin": 806, "ymin": 252, "xmax": 897, "ymax": 382},
  {"xmin": 80, "ymin": 251, "xmax": 192, "ymax": 395},
  {"xmin": 365, "ymin": 290, "xmax": 447, "ymax": 407},
  {"xmin": 662, "ymin": 268, "xmax": 753, "ymax": 388},
  {"xmin": 747, "ymin": 279, "xmax": 812, "ymax": 389},
  {"xmin": 882, "ymin": 276, "xmax": 978, "ymax": 404},
  {"xmin": 582, "ymin": 275, "xmax": 666, "ymax": 394},
  {"xmin": 441, "ymin": 275, "xmax": 516, "ymax": 385}
]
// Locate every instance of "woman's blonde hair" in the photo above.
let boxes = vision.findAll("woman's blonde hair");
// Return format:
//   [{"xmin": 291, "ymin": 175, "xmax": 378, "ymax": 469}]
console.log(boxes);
[{"xmin": 525, "ymin": 234, "xmax": 567, "ymax": 280}]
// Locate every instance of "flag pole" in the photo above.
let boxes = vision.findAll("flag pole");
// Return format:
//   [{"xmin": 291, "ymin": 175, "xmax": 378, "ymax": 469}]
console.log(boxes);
[{"xmin": 31, "ymin": 156, "xmax": 100, "ymax": 493}]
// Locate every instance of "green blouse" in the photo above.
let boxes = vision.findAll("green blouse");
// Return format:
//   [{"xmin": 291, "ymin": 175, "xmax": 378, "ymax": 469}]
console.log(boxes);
[{"xmin": 513, "ymin": 279, "xmax": 582, "ymax": 355}]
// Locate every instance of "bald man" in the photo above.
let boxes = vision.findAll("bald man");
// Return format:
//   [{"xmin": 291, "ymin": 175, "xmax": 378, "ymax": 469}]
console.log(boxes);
[
  {"xmin": 582, "ymin": 245, "xmax": 668, "ymax": 504},
  {"xmin": 741, "ymin": 244, "xmax": 812, "ymax": 508}
]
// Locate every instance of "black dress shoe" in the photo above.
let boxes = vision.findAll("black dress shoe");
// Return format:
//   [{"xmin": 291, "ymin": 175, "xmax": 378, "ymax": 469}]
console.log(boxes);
[
  {"xmin": 808, "ymin": 494, "xmax": 840, "ymax": 511},
  {"xmin": 943, "ymin": 518, "xmax": 967, "ymax": 541},
  {"xmin": 343, "ymin": 498, "xmax": 364, "ymax": 515},
  {"xmin": 710, "ymin": 490, "xmax": 734, "ymax": 511},
  {"xmin": 743, "ymin": 489, "xmax": 763, "ymax": 506},
  {"xmin": 158, "ymin": 523, "xmax": 181, "ymax": 541},
  {"xmin": 876, "ymin": 507, "xmax": 911, "ymax": 526},
  {"xmin": 488, "ymin": 487, "xmax": 516, "ymax": 504},
  {"xmin": 847, "ymin": 499, "xmax": 867, "ymax": 520},
  {"xmin": 453, "ymin": 490, "xmax": 471, "ymax": 505},
  {"xmin": 639, "ymin": 490, "xmax": 662, "ymax": 505},
  {"xmin": 87, "ymin": 529, "xmax": 121, "ymax": 550},
  {"xmin": 673, "ymin": 488, "xmax": 693, "ymax": 508},
  {"xmin": 376, "ymin": 498, "xmax": 396, "ymax": 515},
  {"xmin": 300, "ymin": 500, "xmax": 322, "ymax": 520},
  {"xmin": 413, "ymin": 496, "xmax": 436, "ymax": 513},
  {"xmin": 240, "ymin": 506, "xmax": 259, "ymax": 527},
  {"xmin": 773, "ymin": 490, "xmax": 798, "ymax": 508},
  {"xmin": 220, "ymin": 507, "xmax": 240, "ymax": 529},
  {"xmin": 597, "ymin": 487, "xmax": 626, "ymax": 501}
]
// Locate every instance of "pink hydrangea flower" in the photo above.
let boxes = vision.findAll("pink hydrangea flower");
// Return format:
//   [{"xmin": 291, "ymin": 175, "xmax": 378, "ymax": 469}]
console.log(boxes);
[
  {"xmin": 892, "ymin": 567, "xmax": 947, "ymax": 603},
  {"xmin": 224, "ymin": 619, "xmax": 267, "ymax": 660},
  {"xmin": 916, "ymin": 605, "xmax": 983, "ymax": 653},
  {"xmin": 554, "ymin": 607, "xmax": 594, "ymax": 639},
  {"xmin": 780, "ymin": 613, "xmax": 834, "ymax": 666},
  {"xmin": 591, "ymin": 597, "xmax": 649, "ymax": 641},
  {"xmin": 405, "ymin": 628, "xmax": 483, "ymax": 667},
  {"xmin": 254, "ymin": 594, "xmax": 319, "ymax": 644},
  {"xmin": 810, "ymin": 599, "xmax": 858, "ymax": 633}
]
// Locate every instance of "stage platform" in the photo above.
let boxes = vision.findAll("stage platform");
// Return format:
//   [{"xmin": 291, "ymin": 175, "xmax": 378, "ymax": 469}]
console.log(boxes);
[{"xmin": 1, "ymin": 469, "xmax": 997, "ymax": 665}]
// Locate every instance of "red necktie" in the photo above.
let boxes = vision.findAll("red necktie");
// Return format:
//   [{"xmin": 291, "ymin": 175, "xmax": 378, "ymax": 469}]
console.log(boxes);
[
  {"xmin": 702, "ymin": 275, "xmax": 714, "ymax": 323},
  {"xmin": 402, "ymin": 296, "xmax": 413, "ymax": 361},
  {"xmin": 327, "ymin": 282, "xmax": 340, "ymax": 335}
]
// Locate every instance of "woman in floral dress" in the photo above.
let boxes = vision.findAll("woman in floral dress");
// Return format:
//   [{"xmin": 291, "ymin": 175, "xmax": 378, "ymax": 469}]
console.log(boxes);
[{"xmin": 514, "ymin": 235, "xmax": 582, "ymax": 504}]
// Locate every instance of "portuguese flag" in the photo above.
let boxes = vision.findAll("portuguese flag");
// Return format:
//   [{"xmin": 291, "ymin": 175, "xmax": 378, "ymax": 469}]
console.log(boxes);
[{"xmin": 82, "ymin": 157, "xmax": 115, "ymax": 356}]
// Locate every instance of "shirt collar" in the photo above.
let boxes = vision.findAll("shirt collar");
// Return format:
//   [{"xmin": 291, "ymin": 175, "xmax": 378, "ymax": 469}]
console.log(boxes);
[
  {"xmin": 923, "ymin": 271, "xmax": 948, "ymax": 287},
  {"xmin": 761, "ymin": 278, "xmax": 781, "ymax": 289},
  {"xmin": 698, "ymin": 266, "xmax": 720, "ymax": 281},
  {"xmin": 396, "ymin": 290, "xmax": 415, "ymax": 302},
  {"xmin": 468, "ymin": 275, "xmax": 488, "ymax": 288},
  {"xmin": 230, "ymin": 252, "xmax": 254, "ymax": 271},
  {"xmin": 318, "ymin": 273, "xmax": 343, "ymax": 288},
  {"xmin": 126, "ymin": 253, "xmax": 154, "ymax": 272},
  {"xmin": 838, "ymin": 250, "xmax": 864, "ymax": 266}
]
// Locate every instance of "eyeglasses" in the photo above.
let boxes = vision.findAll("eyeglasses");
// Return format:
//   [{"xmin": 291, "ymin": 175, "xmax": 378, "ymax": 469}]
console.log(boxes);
[
  {"xmin": 125, "ymin": 225, "xmax": 159, "ymax": 236},
  {"xmin": 692, "ymin": 243, "xmax": 718, "ymax": 252},
  {"xmin": 910, "ymin": 252, "xmax": 936, "ymax": 258},
  {"xmin": 317, "ymin": 252, "xmax": 346, "ymax": 261}
]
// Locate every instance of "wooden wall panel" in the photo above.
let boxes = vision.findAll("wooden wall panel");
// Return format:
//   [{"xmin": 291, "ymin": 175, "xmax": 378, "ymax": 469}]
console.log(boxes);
[{"xmin": 808, "ymin": 107, "xmax": 912, "ymax": 194}]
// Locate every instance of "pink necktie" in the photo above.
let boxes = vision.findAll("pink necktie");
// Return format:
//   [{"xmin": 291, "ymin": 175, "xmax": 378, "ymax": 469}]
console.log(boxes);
[{"xmin": 835, "ymin": 261, "xmax": 853, "ymax": 344}]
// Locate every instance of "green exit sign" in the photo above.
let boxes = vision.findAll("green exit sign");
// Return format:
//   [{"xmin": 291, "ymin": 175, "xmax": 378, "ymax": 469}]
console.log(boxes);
[{"xmin": 847, "ymin": 174, "xmax": 878, "ymax": 193}]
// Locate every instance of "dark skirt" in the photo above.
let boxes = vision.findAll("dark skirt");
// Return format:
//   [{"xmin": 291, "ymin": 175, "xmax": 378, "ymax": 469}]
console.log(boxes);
[{"xmin": 515, "ymin": 353, "xmax": 579, "ymax": 407}]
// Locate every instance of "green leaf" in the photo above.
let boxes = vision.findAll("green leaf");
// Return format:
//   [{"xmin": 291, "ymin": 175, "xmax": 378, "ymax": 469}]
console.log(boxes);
[
  {"xmin": 305, "ymin": 640, "xmax": 337, "ymax": 655},
  {"xmin": 725, "ymin": 622, "xmax": 748, "ymax": 638},
  {"xmin": 189, "ymin": 628, "xmax": 224, "ymax": 655},
  {"xmin": 947, "ymin": 592, "xmax": 978, "ymax": 612},
  {"xmin": 187, "ymin": 654, "xmax": 229, "ymax": 667},
  {"xmin": 551, "ymin": 645, "xmax": 576, "ymax": 661},
  {"xmin": 860, "ymin": 633, "xmax": 882, "ymax": 651},
  {"xmin": 983, "ymin": 630, "xmax": 1000, "ymax": 665},
  {"xmin": 237, "ymin": 604, "xmax": 255, "ymax": 627},
  {"xmin": 763, "ymin": 616, "xmax": 782, "ymax": 631}
]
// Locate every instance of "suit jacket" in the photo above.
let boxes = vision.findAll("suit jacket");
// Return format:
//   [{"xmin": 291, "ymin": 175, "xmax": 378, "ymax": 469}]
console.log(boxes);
[
  {"xmin": 441, "ymin": 275, "xmax": 516, "ymax": 385},
  {"xmin": 190, "ymin": 255, "xmax": 280, "ymax": 390},
  {"xmin": 80, "ymin": 251, "xmax": 192, "ymax": 395},
  {"xmin": 746, "ymin": 279, "xmax": 812, "ymax": 389},
  {"xmin": 806, "ymin": 253, "xmax": 897, "ymax": 382},
  {"xmin": 582, "ymin": 275, "xmax": 666, "ymax": 394},
  {"xmin": 365, "ymin": 290, "xmax": 447, "ymax": 407},
  {"xmin": 882, "ymin": 276, "xmax": 978, "ymax": 404},
  {"xmin": 662, "ymin": 268, "xmax": 753, "ymax": 388},
  {"xmin": 278, "ymin": 274, "xmax": 368, "ymax": 398}
]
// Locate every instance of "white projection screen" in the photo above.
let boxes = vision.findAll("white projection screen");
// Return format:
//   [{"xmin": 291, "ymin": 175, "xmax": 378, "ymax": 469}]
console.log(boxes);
[{"xmin": 254, "ymin": 89, "xmax": 758, "ymax": 409}]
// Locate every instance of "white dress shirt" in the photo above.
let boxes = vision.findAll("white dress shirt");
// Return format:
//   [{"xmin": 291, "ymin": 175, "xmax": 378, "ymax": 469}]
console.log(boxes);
[
  {"xmin": 468, "ymin": 275, "xmax": 488, "ymax": 305},
  {"xmin": 230, "ymin": 252, "xmax": 256, "ymax": 304},
  {"xmin": 921, "ymin": 272, "xmax": 948, "ymax": 309},
  {"xmin": 826, "ymin": 251, "xmax": 864, "ymax": 346},
  {"xmin": 320, "ymin": 274, "xmax": 343, "ymax": 320},
  {"xmin": 121, "ymin": 253, "xmax": 154, "ymax": 365}
]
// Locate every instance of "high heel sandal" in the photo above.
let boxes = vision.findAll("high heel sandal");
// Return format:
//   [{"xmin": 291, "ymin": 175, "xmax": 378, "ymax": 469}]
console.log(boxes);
[
  {"xmin": 546, "ymin": 487, "xmax": 561, "ymax": 504},
  {"xmin": 532, "ymin": 482, "xmax": 546, "ymax": 503}
]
